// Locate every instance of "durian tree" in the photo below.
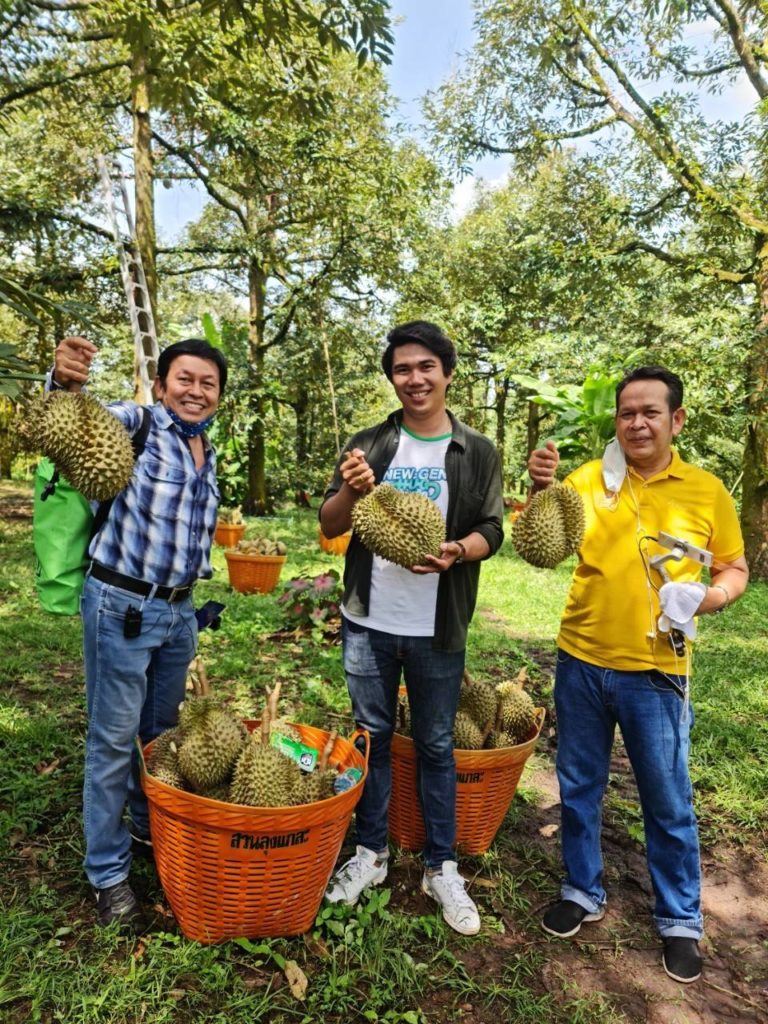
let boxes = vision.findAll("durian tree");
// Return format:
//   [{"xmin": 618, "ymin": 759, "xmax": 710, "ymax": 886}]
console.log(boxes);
[
  {"xmin": 426, "ymin": 0, "xmax": 768, "ymax": 576},
  {"xmin": 151, "ymin": 54, "xmax": 443, "ymax": 513}
]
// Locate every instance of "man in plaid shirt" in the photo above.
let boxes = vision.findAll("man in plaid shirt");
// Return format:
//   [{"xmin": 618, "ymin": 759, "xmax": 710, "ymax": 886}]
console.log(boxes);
[{"xmin": 52, "ymin": 334, "xmax": 227, "ymax": 929}]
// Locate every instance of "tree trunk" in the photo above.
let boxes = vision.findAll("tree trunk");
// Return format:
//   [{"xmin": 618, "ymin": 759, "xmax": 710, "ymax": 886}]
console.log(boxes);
[
  {"xmin": 131, "ymin": 44, "xmax": 158, "ymax": 343},
  {"xmin": 246, "ymin": 253, "xmax": 272, "ymax": 515},
  {"xmin": 741, "ymin": 248, "xmax": 768, "ymax": 578},
  {"xmin": 494, "ymin": 373, "xmax": 508, "ymax": 481},
  {"xmin": 526, "ymin": 396, "xmax": 540, "ymax": 457}
]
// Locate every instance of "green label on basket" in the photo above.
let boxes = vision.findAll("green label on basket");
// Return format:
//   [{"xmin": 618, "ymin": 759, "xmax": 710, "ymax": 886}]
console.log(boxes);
[{"xmin": 271, "ymin": 734, "xmax": 318, "ymax": 772}]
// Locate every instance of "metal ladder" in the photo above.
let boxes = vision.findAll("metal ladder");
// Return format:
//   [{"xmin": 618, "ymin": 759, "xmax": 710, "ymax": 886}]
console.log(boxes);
[{"xmin": 97, "ymin": 155, "xmax": 158, "ymax": 404}]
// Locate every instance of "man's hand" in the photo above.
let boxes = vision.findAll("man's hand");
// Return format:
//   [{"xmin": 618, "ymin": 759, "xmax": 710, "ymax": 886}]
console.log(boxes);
[
  {"xmin": 528, "ymin": 440, "xmax": 560, "ymax": 490},
  {"xmin": 411, "ymin": 541, "xmax": 464, "ymax": 575},
  {"xmin": 54, "ymin": 336, "xmax": 97, "ymax": 391},
  {"xmin": 341, "ymin": 448, "xmax": 375, "ymax": 495}
]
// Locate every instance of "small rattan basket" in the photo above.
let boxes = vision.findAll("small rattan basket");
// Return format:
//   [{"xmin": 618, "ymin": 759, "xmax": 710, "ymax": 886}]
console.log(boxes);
[
  {"xmin": 224, "ymin": 551, "xmax": 286, "ymax": 594},
  {"xmin": 214, "ymin": 521, "xmax": 246, "ymax": 547},
  {"xmin": 141, "ymin": 722, "xmax": 368, "ymax": 942},
  {"xmin": 389, "ymin": 709, "xmax": 545, "ymax": 855}
]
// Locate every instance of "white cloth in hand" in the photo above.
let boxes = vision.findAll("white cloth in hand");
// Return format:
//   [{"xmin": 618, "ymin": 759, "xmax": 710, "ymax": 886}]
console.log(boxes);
[{"xmin": 657, "ymin": 581, "xmax": 707, "ymax": 640}]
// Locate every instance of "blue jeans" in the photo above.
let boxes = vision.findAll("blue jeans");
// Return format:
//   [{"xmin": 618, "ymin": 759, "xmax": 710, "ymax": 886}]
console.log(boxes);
[
  {"xmin": 555, "ymin": 649, "xmax": 702, "ymax": 939},
  {"xmin": 81, "ymin": 574, "xmax": 197, "ymax": 889},
  {"xmin": 342, "ymin": 617, "xmax": 465, "ymax": 868}
]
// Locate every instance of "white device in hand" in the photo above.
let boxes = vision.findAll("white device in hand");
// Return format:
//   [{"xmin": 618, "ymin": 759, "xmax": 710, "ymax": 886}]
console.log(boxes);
[{"xmin": 656, "ymin": 531, "xmax": 713, "ymax": 569}]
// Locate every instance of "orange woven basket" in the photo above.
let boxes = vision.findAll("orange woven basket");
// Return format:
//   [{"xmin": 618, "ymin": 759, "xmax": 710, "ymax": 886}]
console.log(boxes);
[
  {"xmin": 389, "ymin": 709, "xmax": 545, "ymax": 855},
  {"xmin": 224, "ymin": 551, "xmax": 286, "ymax": 594},
  {"xmin": 141, "ymin": 722, "xmax": 368, "ymax": 942},
  {"xmin": 214, "ymin": 522, "xmax": 245, "ymax": 547},
  {"xmin": 318, "ymin": 529, "xmax": 352, "ymax": 556}
]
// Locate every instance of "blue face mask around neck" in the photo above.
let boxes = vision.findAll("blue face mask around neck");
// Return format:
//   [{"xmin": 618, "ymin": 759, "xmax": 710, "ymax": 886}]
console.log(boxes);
[{"xmin": 165, "ymin": 406, "xmax": 215, "ymax": 438}]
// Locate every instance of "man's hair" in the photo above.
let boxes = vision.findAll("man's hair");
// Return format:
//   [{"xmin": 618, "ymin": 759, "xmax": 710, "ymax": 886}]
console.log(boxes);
[
  {"xmin": 156, "ymin": 338, "xmax": 228, "ymax": 394},
  {"xmin": 381, "ymin": 320, "xmax": 457, "ymax": 381},
  {"xmin": 615, "ymin": 365, "xmax": 683, "ymax": 413}
]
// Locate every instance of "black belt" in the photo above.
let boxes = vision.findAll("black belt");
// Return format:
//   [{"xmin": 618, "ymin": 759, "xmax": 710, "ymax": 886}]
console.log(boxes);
[{"xmin": 89, "ymin": 563, "xmax": 194, "ymax": 603}]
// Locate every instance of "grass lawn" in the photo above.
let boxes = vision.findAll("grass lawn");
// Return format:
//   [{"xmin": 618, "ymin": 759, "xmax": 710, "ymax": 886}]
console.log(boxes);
[{"xmin": 1, "ymin": 485, "xmax": 766, "ymax": 1023}]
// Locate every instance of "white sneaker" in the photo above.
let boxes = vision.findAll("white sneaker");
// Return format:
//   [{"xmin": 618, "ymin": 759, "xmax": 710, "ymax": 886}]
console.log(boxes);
[
  {"xmin": 421, "ymin": 861, "xmax": 481, "ymax": 935},
  {"xmin": 325, "ymin": 845, "xmax": 389, "ymax": 905}
]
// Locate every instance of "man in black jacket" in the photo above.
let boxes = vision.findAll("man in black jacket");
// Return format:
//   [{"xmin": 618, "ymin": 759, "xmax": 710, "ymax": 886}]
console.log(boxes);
[{"xmin": 321, "ymin": 321, "xmax": 504, "ymax": 934}]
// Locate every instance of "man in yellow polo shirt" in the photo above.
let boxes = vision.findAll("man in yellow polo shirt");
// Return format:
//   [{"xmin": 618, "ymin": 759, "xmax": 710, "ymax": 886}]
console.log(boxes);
[{"xmin": 528, "ymin": 366, "xmax": 748, "ymax": 985}]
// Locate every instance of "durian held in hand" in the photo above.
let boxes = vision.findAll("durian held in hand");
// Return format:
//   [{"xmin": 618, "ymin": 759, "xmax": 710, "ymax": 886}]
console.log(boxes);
[
  {"xmin": 28, "ymin": 391, "xmax": 135, "ymax": 501},
  {"xmin": 146, "ymin": 676, "xmax": 344, "ymax": 807},
  {"xmin": 351, "ymin": 482, "xmax": 446, "ymax": 569},
  {"xmin": 397, "ymin": 668, "xmax": 539, "ymax": 751},
  {"xmin": 512, "ymin": 482, "xmax": 585, "ymax": 568}
]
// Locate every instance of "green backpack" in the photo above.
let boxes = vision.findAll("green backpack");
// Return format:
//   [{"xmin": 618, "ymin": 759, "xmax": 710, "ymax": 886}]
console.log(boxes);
[{"xmin": 32, "ymin": 408, "xmax": 151, "ymax": 615}]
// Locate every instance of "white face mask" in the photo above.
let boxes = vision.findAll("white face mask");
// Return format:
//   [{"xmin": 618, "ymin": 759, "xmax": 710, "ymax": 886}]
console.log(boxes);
[{"xmin": 601, "ymin": 436, "xmax": 627, "ymax": 494}]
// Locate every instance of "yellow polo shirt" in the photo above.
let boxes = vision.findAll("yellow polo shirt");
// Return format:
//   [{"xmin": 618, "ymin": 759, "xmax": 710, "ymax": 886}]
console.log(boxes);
[{"xmin": 557, "ymin": 450, "xmax": 744, "ymax": 673}]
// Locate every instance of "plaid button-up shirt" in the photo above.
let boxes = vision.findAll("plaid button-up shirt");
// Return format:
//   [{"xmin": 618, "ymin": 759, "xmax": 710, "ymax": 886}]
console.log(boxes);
[{"xmin": 88, "ymin": 401, "xmax": 220, "ymax": 587}]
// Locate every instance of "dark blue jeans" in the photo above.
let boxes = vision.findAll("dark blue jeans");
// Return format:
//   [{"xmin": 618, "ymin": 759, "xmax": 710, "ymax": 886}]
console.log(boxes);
[
  {"xmin": 342, "ymin": 617, "xmax": 465, "ymax": 867},
  {"xmin": 555, "ymin": 649, "xmax": 702, "ymax": 938},
  {"xmin": 81, "ymin": 574, "xmax": 197, "ymax": 889}
]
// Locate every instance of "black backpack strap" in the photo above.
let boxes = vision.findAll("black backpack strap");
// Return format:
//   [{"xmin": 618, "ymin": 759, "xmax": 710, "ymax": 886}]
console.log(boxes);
[
  {"xmin": 40, "ymin": 467, "xmax": 61, "ymax": 502},
  {"xmin": 91, "ymin": 407, "xmax": 152, "ymax": 538}
]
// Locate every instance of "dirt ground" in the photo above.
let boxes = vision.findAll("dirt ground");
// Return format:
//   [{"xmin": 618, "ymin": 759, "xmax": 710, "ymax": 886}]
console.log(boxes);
[
  {"xmin": 383, "ymin": 725, "xmax": 768, "ymax": 1024},
  {"xmin": 3, "ymin": 480, "xmax": 766, "ymax": 1022}
]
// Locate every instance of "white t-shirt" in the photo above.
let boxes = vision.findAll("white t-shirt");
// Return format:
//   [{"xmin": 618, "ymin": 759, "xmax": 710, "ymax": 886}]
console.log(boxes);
[{"xmin": 343, "ymin": 426, "xmax": 451, "ymax": 636}]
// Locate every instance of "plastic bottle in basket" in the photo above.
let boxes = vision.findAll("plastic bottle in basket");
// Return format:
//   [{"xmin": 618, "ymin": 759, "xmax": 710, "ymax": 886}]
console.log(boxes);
[{"xmin": 333, "ymin": 767, "xmax": 363, "ymax": 794}]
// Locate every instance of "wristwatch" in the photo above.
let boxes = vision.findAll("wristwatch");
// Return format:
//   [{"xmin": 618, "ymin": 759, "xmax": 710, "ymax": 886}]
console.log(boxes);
[{"xmin": 454, "ymin": 541, "xmax": 466, "ymax": 564}]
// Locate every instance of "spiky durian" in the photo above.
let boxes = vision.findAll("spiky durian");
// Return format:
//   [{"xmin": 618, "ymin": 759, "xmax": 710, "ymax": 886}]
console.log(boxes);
[
  {"xmin": 555, "ymin": 484, "xmax": 585, "ymax": 556},
  {"xmin": 485, "ymin": 729, "xmax": 517, "ymax": 750},
  {"xmin": 229, "ymin": 734, "xmax": 301, "ymax": 807},
  {"xmin": 512, "ymin": 486, "xmax": 569, "ymax": 568},
  {"xmin": 351, "ymin": 484, "xmax": 445, "ymax": 569},
  {"xmin": 453, "ymin": 710, "xmax": 485, "ymax": 750},
  {"xmin": 147, "ymin": 735, "xmax": 187, "ymax": 789},
  {"xmin": 177, "ymin": 704, "xmax": 248, "ymax": 790},
  {"xmin": 293, "ymin": 768, "xmax": 336, "ymax": 805},
  {"xmin": 496, "ymin": 682, "xmax": 537, "ymax": 743},
  {"xmin": 396, "ymin": 694, "xmax": 411, "ymax": 736},
  {"xmin": 458, "ymin": 678, "xmax": 499, "ymax": 730},
  {"xmin": 35, "ymin": 391, "xmax": 135, "ymax": 501}
]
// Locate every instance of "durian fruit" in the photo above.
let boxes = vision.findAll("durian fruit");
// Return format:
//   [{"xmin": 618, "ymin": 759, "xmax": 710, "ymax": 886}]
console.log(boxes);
[
  {"xmin": 218, "ymin": 506, "xmax": 243, "ymax": 524},
  {"xmin": 147, "ymin": 731, "xmax": 187, "ymax": 789},
  {"xmin": 557, "ymin": 484, "xmax": 586, "ymax": 556},
  {"xmin": 229, "ymin": 706, "xmax": 302, "ymax": 807},
  {"xmin": 458, "ymin": 673, "xmax": 499, "ymax": 731},
  {"xmin": 293, "ymin": 729, "xmax": 338, "ymax": 805},
  {"xmin": 34, "ymin": 391, "xmax": 136, "ymax": 501},
  {"xmin": 496, "ymin": 676, "xmax": 537, "ymax": 744},
  {"xmin": 236, "ymin": 536, "xmax": 287, "ymax": 556},
  {"xmin": 351, "ymin": 483, "xmax": 445, "ymax": 568},
  {"xmin": 177, "ymin": 700, "xmax": 248, "ymax": 790},
  {"xmin": 512, "ymin": 483, "xmax": 585, "ymax": 568},
  {"xmin": 396, "ymin": 693, "xmax": 411, "ymax": 736},
  {"xmin": 453, "ymin": 710, "xmax": 485, "ymax": 750}
]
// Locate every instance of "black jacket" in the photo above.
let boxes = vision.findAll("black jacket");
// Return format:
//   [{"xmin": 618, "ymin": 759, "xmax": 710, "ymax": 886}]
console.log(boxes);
[{"xmin": 321, "ymin": 409, "xmax": 504, "ymax": 652}]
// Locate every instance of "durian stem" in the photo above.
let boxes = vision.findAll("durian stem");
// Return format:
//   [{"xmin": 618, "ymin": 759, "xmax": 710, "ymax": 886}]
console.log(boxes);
[
  {"xmin": 463, "ymin": 669, "xmax": 474, "ymax": 688},
  {"xmin": 514, "ymin": 667, "xmax": 528, "ymax": 691},
  {"xmin": 260, "ymin": 703, "xmax": 272, "ymax": 745},
  {"xmin": 266, "ymin": 681, "xmax": 282, "ymax": 724},
  {"xmin": 197, "ymin": 659, "xmax": 210, "ymax": 697},
  {"xmin": 480, "ymin": 720, "xmax": 495, "ymax": 746},
  {"xmin": 319, "ymin": 729, "xmax": 338, "ymax": 772}
]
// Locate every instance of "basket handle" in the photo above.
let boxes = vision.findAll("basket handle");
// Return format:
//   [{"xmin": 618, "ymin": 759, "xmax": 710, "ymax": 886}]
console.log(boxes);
[{"xmin": 349, "ymin": 727, "xmax": 370, "ymax": 765}]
